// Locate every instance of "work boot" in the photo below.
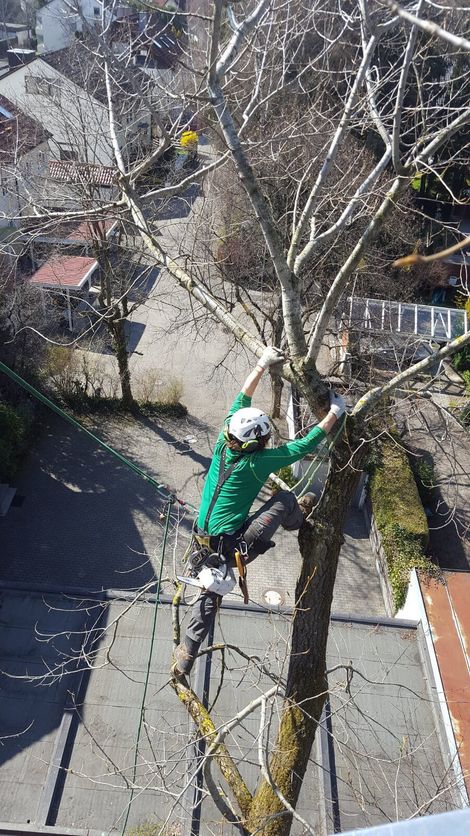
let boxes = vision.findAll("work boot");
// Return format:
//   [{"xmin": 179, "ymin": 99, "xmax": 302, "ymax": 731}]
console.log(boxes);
[
  {"xmin": 171, "ymin": 641, "xmax": 195, "ymax": 682},
  {"xmin": 298, "ymin": 492, "xmax": 317, "ymax": 519}
]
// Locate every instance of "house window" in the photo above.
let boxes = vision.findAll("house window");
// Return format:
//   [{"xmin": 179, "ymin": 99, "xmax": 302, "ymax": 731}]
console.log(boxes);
[
  {"xmin": 94, "ymin": 6, "xmax": 100, "ymax": 16},
  {"xmin": 25, "ymin": 76, "xmax": 58, "ymax": 99},
  {"xmin": 59, "ymin": 146, "xmax": 78, "ymax": 162}
]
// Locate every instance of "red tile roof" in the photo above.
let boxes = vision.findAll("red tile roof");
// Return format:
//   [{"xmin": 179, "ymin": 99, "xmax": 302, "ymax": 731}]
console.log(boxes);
[
  {"xmin": 49, "ymin": 160, "xmax": 117, "ymax": 187},
  {"xmin": 29, "ymin": 255, "xmax": 97, "ymax": 289}
]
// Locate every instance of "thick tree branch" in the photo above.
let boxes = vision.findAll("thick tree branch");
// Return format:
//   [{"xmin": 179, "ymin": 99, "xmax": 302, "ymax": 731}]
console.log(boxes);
[
  {"xmin": 391, "ymin": 0, "xmax": 425, "ymax": 175},
  {"xmin": 208, "ymin": 82, "xmax": 307, "ymax": 358},
  {"xmin": 354, "ymin": 330, "xmax": 470, "ymax": 418},
  {"xmin": 305, "ymin": 174, "xmax": 408, "ymax": 368},
  {"xmin": 288, "ymin": 34, "xmax": 378, "ymax": 272},
  {"xmin": 170, "ymin": 678, "xmax": 254, "ymax": 820},
  {"xmin": 215, "ymin": 0, "xmax": 270, "ymax": 79},
  {"xmin": 388, "ymin": 1, "xmax": 470, "ymax": 52}
]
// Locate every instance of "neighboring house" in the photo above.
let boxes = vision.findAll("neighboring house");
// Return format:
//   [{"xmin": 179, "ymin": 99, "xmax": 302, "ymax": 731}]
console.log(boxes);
[
  {"xmin": 36, "ymin": 0, "xmax": 105, "ymax": 55},
  {"xmin": 0, "ymin": 43, "xmax": 153, "ymax": 169},
  {"xmin": 0, "ymin": 92, "xmax": 50, "ymax": 227},
  {"xmin": 46, "ymin": 158, "xmax": 118, "ymax": 209},
  {"xmin": 36, "ymin": 0, "xmax": 81, "ymax": 55}
]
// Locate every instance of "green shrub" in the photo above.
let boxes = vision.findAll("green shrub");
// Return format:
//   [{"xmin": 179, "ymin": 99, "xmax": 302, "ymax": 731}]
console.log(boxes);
[
  {"xmin": 369, "ymin": 437, "xmax": 436, "ymax": 609},
  {"xmin": 0, "ymin": 402, "xmax": 29, "ymax": 481},
  {"xmin": 269, "ymin": 465, "xmax": 297, "ymax": 493},
  {"xmin": 462, "ymin": 369, "xmax": 470, "ymax": 394},
  {"xmin": 452, "ymin": 344, "xmax": 470, "ymax": 373},
  {"xmin": 461, "ymin": 401, "xmax": 470, "ymax": 427},
  {"xmin": 414, "ymin": 457, "xmax": 437, "ymax": 507}
]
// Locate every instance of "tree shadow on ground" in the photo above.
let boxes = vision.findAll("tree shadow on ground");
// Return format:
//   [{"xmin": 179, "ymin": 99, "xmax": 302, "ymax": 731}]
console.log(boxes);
[{"xmin": 0, "ymin": 413, "xmax": 189, "ymax": 591}]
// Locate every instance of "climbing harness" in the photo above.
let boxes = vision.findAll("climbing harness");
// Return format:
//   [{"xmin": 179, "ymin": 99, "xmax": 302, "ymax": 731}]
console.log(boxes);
[{"xmin": 179, "ymin": 446, "xmax": 250, "ymax": 601}]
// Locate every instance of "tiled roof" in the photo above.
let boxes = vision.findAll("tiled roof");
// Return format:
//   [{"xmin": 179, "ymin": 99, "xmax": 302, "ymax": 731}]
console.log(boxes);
[
  {"xmin": 0, "ymin": 93, "xmax": 49, "ymax": 164},
  {"xmin": 29, "ymin": 255, "xmax": 97, "ymax": 289},
  {"xmin": 49, "ymin": 160, "xmax": 117, "ymax": 187}
]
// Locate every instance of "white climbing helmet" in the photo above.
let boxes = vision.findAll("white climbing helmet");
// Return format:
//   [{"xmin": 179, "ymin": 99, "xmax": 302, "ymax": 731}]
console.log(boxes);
[{"xmin": 228, "ymin": 407, "xmax": 271, "ymax": 442}]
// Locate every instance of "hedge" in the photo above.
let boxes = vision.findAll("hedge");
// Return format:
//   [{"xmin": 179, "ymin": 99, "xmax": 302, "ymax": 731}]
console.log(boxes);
[
  {"xmin": 0, "ymin": 402, "xmax": 29, "ymax": 482},
  {"xmin": 369, "ymin": 437, "xmax": 437, "ymax": 609}
]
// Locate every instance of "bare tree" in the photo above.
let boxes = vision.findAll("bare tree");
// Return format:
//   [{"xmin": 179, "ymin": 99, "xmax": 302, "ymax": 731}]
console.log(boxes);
[{"xmin": 3, "ymin": 0, "xmax": 470, "ymax": 832}]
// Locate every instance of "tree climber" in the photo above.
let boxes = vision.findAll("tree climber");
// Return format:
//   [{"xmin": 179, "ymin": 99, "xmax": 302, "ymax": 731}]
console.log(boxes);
[{"xmin": 172, "ymin": 347, "xmax": 346, "ymax": 680}]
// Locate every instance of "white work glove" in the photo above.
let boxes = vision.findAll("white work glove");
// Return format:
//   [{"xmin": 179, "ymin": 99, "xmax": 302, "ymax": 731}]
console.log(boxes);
[
  {"xmin": 329, "ymin": 390, "xmax": 346, "ymax": 418},
  {"xmin": 257, "ymin": 346, "xmax": 285, "ymax": 370}
]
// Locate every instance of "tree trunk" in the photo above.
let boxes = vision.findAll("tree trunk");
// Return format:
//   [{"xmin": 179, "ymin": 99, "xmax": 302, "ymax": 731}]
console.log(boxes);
[
  {"xmin": 271, "ymin": 373, "xmax": 283, "ymax": 419},
  {"xmin": 110, "ymin": 318, "xmax": 134, "ymax": 408},
  {"xmin": 246, "ymin": 444, "xmax": 365, "ymax": 835}
]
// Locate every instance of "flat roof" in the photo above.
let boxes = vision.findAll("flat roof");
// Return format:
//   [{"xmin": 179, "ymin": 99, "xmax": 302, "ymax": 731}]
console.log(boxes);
[
  {"xmin": 28, "ymin": 255, "xmax": 97, "ymax": 289},
  {"xmin": 20, "ymin": 218, "xmax": 117, "ymax": 244},
  {"xmin": 0, "ymin": 591, "xmax": 460, "ymax": 833}
]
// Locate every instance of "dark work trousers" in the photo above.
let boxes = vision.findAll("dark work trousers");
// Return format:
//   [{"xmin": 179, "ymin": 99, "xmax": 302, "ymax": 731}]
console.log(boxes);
[{"xmin": 181, "ymin": 491, "xmax": 303, "ymax": 674}]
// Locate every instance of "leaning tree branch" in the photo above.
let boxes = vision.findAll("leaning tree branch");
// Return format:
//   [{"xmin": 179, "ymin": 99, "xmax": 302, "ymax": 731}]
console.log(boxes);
[
  {"xmin": 215, "ymin": 0, "xmax": 270, "ymax": 79},
  {"xmin": 306, "ymin": 100, "xmax": 470, "ymax": 369},
  {"xmin": 305, "ymin": 174, "xmax": 409, "ymax": 368},
  {"xmin": 170, "ymin": 678, "xmax": 254, "ymax": 821},
  {"xmin": 388, "ymin": 1, "xmax": 470, "ymax": 52},
  {"xmin": 394, "ymin": 233, "xmax": 470, "ymax": 266},
  {"xmin": 391, "ymin": 0, "xmax": 425, "ymax": 175}
]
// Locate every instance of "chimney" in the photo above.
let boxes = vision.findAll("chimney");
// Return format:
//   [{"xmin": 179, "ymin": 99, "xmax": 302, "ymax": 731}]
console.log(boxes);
[{"xmin": 7, "ymin": 48, "xmax": 35, "ymax": 70}]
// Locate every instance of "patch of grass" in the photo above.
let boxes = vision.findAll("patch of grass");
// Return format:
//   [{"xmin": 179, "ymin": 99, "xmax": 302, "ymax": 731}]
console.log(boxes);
[
  {"xmin": 462, "ymin": 369, "xmax": 470, "ymax": 395},
  {"xmin": 369, "ymin": 436, "xmax": 438, "ymax": 609},
  {"xmin": 127, "ymin": 820, "xmax": 181, "ymax": 836},
  {"xmin": 138, "ymin": 400, "xmax": 188, "ymax": 418}
]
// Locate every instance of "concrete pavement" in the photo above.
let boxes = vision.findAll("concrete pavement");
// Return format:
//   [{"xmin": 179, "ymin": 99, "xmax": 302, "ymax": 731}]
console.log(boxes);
[
  {"xmin": 1, "ymin": 158, "xmax": 386, "ymax": 618},
  {"xmin": 395, "ymin": 397, "xmax": 470, "ymax": 570}
]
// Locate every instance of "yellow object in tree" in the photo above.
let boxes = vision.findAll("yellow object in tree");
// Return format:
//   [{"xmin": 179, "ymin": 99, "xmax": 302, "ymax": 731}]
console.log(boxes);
[{"xmin": 180, "ymin": 130, "xmax": 198, "ymax": 150}]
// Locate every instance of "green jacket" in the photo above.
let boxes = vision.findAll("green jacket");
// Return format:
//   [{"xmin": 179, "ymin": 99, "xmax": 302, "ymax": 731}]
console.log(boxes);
[{"xmin": 196, "ymin": 392, "xmax": 325, "ymax": 535}]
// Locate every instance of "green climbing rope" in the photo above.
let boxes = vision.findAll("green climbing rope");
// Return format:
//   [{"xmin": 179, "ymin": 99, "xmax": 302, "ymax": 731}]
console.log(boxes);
[{"xmin": 120, "ymin": 499, "xmax": 173, "ymax": 834}]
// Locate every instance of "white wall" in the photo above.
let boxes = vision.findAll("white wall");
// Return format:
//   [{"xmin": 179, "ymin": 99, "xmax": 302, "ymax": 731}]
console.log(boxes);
[
  {"xmin": 0, "ymin": 140, "xmax": 50, "ymax": 226},
  {"xmin": 0, "ymin": 60, "xmax": 114, "ymax": 167},
  {"xmin": 36, "ymin": 0, "xmax": 80, "ymax": 55}
]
